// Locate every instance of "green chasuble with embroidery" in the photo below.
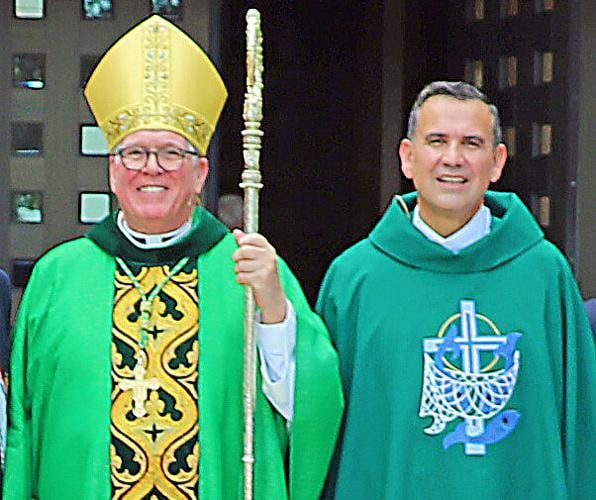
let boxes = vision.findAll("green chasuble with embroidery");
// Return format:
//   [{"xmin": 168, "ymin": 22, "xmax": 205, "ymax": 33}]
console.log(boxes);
[
  {"xmin": 317, "ymin": 192, "xmax": 595, "ymax": 500},
  {"xmin": 3, "ymin": 207, "xmax": 343, "ymax": 499}
]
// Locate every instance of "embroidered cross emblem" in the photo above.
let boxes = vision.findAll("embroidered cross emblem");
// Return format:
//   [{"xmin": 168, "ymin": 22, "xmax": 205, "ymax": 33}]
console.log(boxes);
[
  {"xmin": 147, "ymin": 325, "xmax": 165, "ymax": 341},
  {"xmin": 144, "ymin": 423, "xmax": 165, "ymax": 443},
  {"xmin": 421, "ymin": 300, "xmax": 522, "ymax": 455}
]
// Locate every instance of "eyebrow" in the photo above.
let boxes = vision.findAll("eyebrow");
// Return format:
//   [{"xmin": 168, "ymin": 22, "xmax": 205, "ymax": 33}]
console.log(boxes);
[
  {"xmin": 463, "ymin": 135, "xmax": 485, "ymax": 144},
  {"xmin": 424, "ymin": 133, "xmax": 446, "ymax": 141},
  {"xmin": 424, "ymin": 133, "xmax": 486, "ymax": 144}
]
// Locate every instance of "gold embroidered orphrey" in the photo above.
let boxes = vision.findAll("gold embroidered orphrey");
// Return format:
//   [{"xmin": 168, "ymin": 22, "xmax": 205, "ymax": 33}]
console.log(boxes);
[
  {"xmin": 111, "ymin": 265, "xmax": 200, "ymax": 499},
  {"xmin": 102, "ymin": 20, "xmax": 212, "ymax": 152}
]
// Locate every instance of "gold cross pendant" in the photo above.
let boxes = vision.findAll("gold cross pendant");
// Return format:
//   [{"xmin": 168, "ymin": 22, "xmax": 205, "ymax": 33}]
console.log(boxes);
[{"xmin": 118, "ymin": 352, "xmax": 160, "ymax": 418}]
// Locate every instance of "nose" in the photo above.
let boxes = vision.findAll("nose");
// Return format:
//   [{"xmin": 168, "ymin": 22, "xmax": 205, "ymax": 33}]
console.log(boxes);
[
  {"xmin": 142, "ymin": 151, "xmax": 163, "ymax": 174},
  {"xmin": 442, "ymin": 142, "xmax": 463, "ymax": 167}
]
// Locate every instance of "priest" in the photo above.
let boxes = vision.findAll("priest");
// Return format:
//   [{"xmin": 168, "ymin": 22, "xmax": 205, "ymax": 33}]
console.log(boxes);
[
  {"xmin": 3, "ymin": 15, "xmax": 342, "ymax": 499},
  {"xmin": 318, "ymin": 81, "xmax": 595, "ymax": 499}
]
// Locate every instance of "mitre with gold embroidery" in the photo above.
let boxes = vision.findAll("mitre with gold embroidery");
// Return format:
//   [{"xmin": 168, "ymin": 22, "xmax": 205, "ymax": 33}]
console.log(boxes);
[{"xmin": 84, "ymin": 14, "xmax": 228, "ymax": 155}]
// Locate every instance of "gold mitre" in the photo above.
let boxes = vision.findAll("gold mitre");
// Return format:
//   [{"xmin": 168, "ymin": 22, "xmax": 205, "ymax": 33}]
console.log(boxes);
[{"xmin": 84, "ymin": 15, "xmax": 228, "ymax": 155}]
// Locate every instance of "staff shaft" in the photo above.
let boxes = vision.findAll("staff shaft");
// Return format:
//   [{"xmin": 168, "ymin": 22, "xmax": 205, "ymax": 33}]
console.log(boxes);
[{"xmin": 240, "ymin": 9, "xmax": 264, "ymax": 500}]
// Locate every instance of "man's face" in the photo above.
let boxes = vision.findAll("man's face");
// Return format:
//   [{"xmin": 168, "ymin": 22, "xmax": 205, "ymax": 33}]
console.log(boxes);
[
  {"xmin": 399, "ymin": 95, "xmax": 507, "ymax": 234},
  {"xmin": 109, "ymin": 130, "xmax": 208, "ymax": 233}
]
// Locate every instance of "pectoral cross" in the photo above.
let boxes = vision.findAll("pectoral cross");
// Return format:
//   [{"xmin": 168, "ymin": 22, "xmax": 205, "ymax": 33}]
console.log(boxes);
[{"xmin": 119, "ymin": 354, "xmax": 160, "ymax": 418}]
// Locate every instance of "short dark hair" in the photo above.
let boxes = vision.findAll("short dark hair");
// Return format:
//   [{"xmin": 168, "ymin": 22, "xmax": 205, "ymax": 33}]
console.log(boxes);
[{"xmin": 407, "ymin": 81, "xmax": 502, "ymax": 147}]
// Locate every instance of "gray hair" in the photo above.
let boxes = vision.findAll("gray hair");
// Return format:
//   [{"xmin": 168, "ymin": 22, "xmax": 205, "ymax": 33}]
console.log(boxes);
[{"xmin": 407, "ymin": 81, "xmax": 502, "ymax": 147}]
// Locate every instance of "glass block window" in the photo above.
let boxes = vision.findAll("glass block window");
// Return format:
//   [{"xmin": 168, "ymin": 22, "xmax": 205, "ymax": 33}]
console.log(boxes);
[
  {"xmin": 504, "ymin": 126, "xmax": 516, "ymax": 157},
  {"xmin": 79, "ymin": 192, "xmax": 111, "ymax": 224},
  {"xmin": 12, "ymin": 54, "xmax": 45, "ymax": 90},
  {"xmin": 533, "ymin": 51, "xmax": 554, "ymax": 84},
  {"xmin": 465, "ymin": 59, "xmax": 484, "ymax": 88},
  {"xmin": 151, "ymin": 0, "xmax": 183, "ymax": 19},
  {"xmin": 500, "ymin": 0, "xmax": 519, "ymax": 18},
  {"xmin": 11, "ymin": 122, "xmax": 43, "ymax": 156},
  {"xmin": 531, "ymin": 194, "xmax": 551, "ymax": 227},
  {"xmin": 541, "ymin": 124, "xmax": 552, "ymax": 155},
  {"xmin": 80, "ymin": 125, "xmax": 109, "ymax": 156},
  {"xmin": 466, "ymin": 0, "xmax": 485, "ymax": 22},
  {"xmin": 498, "ymin": 56, "xmax": 517, "ymax": 89},
  {"xmin": 532, "ymin": 122, "xmax": 552, "ymax": 157},
  {"xmin": 80, "ymin": 55, "xmax": 100, "ymax": 88},
  {"xmin": 535, "ymin": 0, "xmax": 554, "ymax": 13},
  {"xmin": 14, "ymin": 0, "xmax": 44, "ymax": 19},
  {"xmin": 12, "ymin": 192, "xmax": 43, "ymax": 224},
  {"xmin": 82, "ymin": 0, "xmax": 113, "ymax": 20}
]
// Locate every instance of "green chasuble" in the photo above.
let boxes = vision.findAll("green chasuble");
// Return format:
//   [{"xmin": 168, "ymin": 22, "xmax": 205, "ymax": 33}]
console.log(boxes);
[
  {"xmin": 3, "ymin": 207, "xmax": 343, "ymax": 499},
  {"xmin": 317, "ymin": 192, "xmax": 596, "ymax": 500}
]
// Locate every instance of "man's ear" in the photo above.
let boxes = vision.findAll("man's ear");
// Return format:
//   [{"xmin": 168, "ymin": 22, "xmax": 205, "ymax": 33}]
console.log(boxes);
[
  {"xmin": 194, "ymin": 157, "xmax": 210, "ymax": 195},
  {"xmin": 490, "ymin": 143, "xmax": 508, "ymax": 183},
  {"xmin": 399, "ymin": 138, "xmax": 415, "ymax": 179}
]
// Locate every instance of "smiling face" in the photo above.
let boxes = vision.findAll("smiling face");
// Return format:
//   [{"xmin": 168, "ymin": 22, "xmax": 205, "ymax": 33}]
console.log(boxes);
[
  {"xmin": 399, "ymin": 95, "xmax": 507, "ymax": 236},
  {"xmin": 109, "ymin": 130, "xmax": 209, "ymax": 234}
]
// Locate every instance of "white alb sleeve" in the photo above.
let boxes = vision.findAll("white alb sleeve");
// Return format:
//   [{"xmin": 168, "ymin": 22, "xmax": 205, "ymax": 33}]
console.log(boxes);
[{"xmin": 256, "ymin": 300, "xmax": 296, "ymax": 421}]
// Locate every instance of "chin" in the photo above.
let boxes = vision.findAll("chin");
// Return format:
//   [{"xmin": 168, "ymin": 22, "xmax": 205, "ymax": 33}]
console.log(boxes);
[
  {"xmin": 437, "ymin": 202, "xmax": 482, "ymax": 218},
  {"xmin": 125, "ymin": 211, "xmax": 177, "ymax": 232},
  {"xmin": 132, "ymin": 209, "xmax": 170, "ymax": 222},
  {"xmin": 433, "ymin": 190, "xmax": 480, "ymax": 208}
]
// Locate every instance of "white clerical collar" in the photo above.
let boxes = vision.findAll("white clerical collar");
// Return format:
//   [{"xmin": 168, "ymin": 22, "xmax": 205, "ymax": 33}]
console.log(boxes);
[
  {"xmin": 412, "ymin": 204, "xmax": 491, "ymax": 254},
  {"xmin": 117, "ymin": 211, "xmax": 192, "ymax": 250}
]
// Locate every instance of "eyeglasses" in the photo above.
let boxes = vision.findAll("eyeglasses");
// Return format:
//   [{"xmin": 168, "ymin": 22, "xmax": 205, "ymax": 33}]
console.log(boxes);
[{"xmin": 112, "ymin": 146, "xmax": 199, "ymax": 171}]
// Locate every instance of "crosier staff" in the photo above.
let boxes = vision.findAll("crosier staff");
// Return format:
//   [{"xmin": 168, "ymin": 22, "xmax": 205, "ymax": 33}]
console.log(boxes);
[{"xmin": 240, "ymin": 9, "xmax": 264, "ymax": 500}]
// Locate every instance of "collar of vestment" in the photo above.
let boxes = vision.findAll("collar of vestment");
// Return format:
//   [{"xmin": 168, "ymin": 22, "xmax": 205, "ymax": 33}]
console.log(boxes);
[
  {"xmin": 412, "ymin": 204, "xmax": 491, "ymax": 254},
  {"xmin": 369, "ymin": 191, "xmax": 544, "ymax": 274},
  {"xmin": 116, "ymin": 211, "xmax": 193, "ymax": 249},
  {"xmin": 87, "ymin": 206, "xmax": 228, "ymax": 264}
]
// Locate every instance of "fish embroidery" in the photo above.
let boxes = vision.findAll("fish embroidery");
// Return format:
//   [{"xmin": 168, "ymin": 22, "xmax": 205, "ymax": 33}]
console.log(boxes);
[{"xmin": 443, "ymin": 410, "xmax": 521, "ymax": 449}]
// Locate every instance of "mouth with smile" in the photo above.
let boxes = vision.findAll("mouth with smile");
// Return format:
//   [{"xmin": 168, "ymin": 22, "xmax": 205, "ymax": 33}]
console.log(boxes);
[
  {"xmin": 436, "ymin": 175, "xmax": 467, "ymax": 185},
  {"xmin": 137, "ymin": 185, "xmax": 167, "ymax": 192}
]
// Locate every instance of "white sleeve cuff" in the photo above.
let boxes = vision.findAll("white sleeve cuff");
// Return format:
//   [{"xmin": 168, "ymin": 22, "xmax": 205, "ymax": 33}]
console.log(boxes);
[{"xmin": 256, "ymin": 300, "xmax": 296, "ymax": 421}]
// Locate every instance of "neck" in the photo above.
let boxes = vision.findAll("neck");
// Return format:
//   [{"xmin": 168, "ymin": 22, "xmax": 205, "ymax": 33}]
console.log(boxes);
[
  {"xmin": 117, "ymin": 212, "xmax": 193, "ymax": 250},
  {"xmin": 124, "ymin": 219, "xmax": 188, "ymax": 234},
  {"xmin": 418, "ymin": 203, "xmax": 482, "ymax": 237}
]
